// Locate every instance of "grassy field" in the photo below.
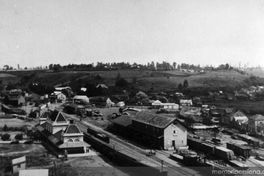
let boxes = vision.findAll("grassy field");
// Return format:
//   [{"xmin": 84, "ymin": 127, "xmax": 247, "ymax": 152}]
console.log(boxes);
[
  {"xmin": 0, "ymin": 73, "xmax": 16, "ymax": 78},
  {"xmin": 0, "ymin": 69, "xmax": 256, "ymax": 92},
  {"xmin": 0, "ymin": 118, "xmax": 34, "ymax": 128},
  {"xmin": 0, "ymin": 144, "xmax": 46, "ymax": 156}
]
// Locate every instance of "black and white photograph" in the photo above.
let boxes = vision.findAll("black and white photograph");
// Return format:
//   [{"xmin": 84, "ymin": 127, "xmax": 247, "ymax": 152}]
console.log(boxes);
[{"xmin": 1, "ymin": 0, "xmax": 264, "ymax": 175}]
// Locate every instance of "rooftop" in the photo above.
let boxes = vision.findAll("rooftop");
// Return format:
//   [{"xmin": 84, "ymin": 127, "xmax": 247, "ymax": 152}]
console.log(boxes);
[
  {"xmin": 64, "ymin": 124, "xmax": 82, "ymax": 134},
  {"xmin": 48, "ymin": 110, "xmax": 67, "ymax": 122},
  {"xmin": 19, "ymin": 169, "xmax": 49, "ymax": 176},
  {"xmin": 111, "ymin": 115, "xmax": 132, "ymax": 127},
  {"xmin": 249, "ymin": 114, "xmax": 264, "ymax": 121},
  {"xmin": 133, "ymin": 111, "xmax": 175, "ymax": 129}
]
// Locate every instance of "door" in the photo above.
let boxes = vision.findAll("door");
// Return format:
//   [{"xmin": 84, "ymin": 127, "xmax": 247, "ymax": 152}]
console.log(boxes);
[{"xmin": 172, "ymin": 140, "xmax": 175, "ymax": 148}]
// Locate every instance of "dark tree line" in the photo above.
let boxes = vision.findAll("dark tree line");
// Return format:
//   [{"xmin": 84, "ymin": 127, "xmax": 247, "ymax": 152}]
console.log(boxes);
[{"xmin": 48, "ymin": 61, "xmax": 235, "ymax": 72}]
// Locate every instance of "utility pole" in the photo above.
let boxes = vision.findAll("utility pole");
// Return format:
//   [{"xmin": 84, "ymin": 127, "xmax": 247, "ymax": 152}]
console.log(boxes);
[{"xmin": 161, "ymin": 160, "xmax": 164, "ymax": 172}]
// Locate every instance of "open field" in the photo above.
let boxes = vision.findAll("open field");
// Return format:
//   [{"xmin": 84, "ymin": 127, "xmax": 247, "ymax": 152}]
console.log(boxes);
[
  {"xmin": 0, "ymin": 144, "xmax": 46, "ymax": 156},
  {"xmin": 0, "ymin": 73, "xmax": 16, "ymax": 78},
  {"xmin": 0, "ymin": 118, "xmax": 35, "ymax": 128},
  {"xmin": 0, "ymin": 69, "xmax": 254, "ymax": 92}
]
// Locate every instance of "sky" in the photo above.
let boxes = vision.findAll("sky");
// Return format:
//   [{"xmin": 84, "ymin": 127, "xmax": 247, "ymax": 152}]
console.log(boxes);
[{"xmin": 0, "ymin": 0, "xmax": 264, "ymax": 68}]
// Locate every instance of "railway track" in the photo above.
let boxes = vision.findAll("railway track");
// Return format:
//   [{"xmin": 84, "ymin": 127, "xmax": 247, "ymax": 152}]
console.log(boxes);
[{"xmin": 67, "ymin": 114, "xmax": 206, "ymax": 176}]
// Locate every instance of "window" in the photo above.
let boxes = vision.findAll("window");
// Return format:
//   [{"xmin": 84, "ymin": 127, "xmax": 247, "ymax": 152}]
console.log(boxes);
[{"xmin": 68, "ymin": 139, "xmax": 73, "ymax": 142}]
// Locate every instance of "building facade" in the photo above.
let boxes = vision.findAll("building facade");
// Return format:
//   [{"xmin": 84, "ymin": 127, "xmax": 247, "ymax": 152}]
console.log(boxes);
[{"xmin": 37, "ymin": 110, "xmax": 90, "ymax": 156}]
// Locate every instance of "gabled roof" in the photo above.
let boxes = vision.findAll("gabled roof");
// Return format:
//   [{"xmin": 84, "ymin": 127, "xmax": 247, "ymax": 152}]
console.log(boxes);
[
  {"xmin": 48, "ymin": 110, "xmax": 67, "ymax": 122},
  {"xmin": 96, "ymin": 84, "xmax": 108, "ymax": 89},
  {"xmin": 64, "ymin": 124, "xmax": 82, "ymax": 134},
  {"xmin": 54, "ymin": 130, "xmax": 63, "ymax": 139},
  {"xmin": 250, "ymin": 114, "xmax": 264, "ymax": 121},
  {"xmin": 73, "ymin": 95, "xmax": 89, "ymax": 100},
  {"xmin": 232, "ymin": 111, "xmax": 246, "ymax": 117},
  {"xmin": 133, "ymin": 111, "xmax": 175, "ymax": 129},
  {"xmin": 152, "ymin": 100, "xmax": 163, "ymax": 106}
]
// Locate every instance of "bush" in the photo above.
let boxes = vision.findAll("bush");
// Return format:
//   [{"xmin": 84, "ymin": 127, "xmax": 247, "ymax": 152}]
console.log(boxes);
[
  {"xmin": 1, "ymin": 133, "xmax": 10, "ymax": 141},
  {"xmin": 15, "ymin": 134, "xmax": 23, "ymax": 140}
]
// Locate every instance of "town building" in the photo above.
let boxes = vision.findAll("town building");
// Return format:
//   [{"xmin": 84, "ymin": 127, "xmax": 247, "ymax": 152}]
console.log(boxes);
[
  {"xmin": 12, "ymin": 156, "xmax": 26, "ymax": 174},
  {"xmin": 54, "ymin": 86, "xmax": 72, "ymax": 92},
  {"xmin": 180, "ymin": 107, "xmax": 202, "ymax": 123},
  {"xmin": 230, "ymin": 111, "xmax": 248, "ymax": 130},
  {"xmin": 37, "ymin": 110, "xmax": 90, "ymax": 156},
  {"xmin": 73, "ymin": 95, "xmax": 90, "ymax": 104},
  {"xmin": 179, "ymin": 99, "xmax": 193, "ymax": 107},
  {"xmin": 152, "ymin": 100, "xmax": 179, "ymax": 111},
  {"xmin": 248, "ymin": 114, "xmax": 264, "ymax": 136},
  {"xmin": 111, "ymin": 111, "xmax": 187, "ymax": 150},
  {"xmin": 4, "ymin": 89, "xmax": 25, "ymax": 106},
  {"xmin": 50, "ymin": 92, "xmax": 67, "ymax": 103},
  {"xmin": 151, "ymin": 100, "xmax": 163, "ymax": 109}
]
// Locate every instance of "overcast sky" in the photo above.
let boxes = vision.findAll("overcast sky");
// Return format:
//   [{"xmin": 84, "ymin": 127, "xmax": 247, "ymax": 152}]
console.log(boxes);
[{"xmin": 1, "ymin": 0, "xmax": 264, "ymax": 68}]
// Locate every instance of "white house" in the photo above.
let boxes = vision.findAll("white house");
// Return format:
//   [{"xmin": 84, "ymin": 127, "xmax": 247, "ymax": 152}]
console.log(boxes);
[
  {"xmin": 38, "ymin": 110, "xmax": 91, "ymax": 156},
  {"xmin": 151, "ymin": 100, "xmax": 163, "ymax": 109},
  {"xmin": 163, "ymin": 103, "xmax": 179, "ymax": 111},
  {"xmin": 152, "ymin": 101, "xmax": 179, "ymax": 111},
  {"xmin": 45, "ymin": 110, "xmax": 69, "ymax": 134},
  {"xmin": 231, "ymin": 111, "xmax": 248, "ymax": 126},
  {"xmin": 50, "ymin": 92, "xmax": 67, "ymax": 103},
  {"xmin": 106, "ymin": 98, "xmax": 115, "ymax": 107},
  {"xmin": 55, "ymin": 86, "xmax": 71, "ymax": 91},
  {"xmin": 116, "ymin": 101, "xmax": 125, "ymax": 107},
  {"xmin": 73, "ymin": 95, "xmax": 89, "ymax": 104},
  {"xmin": 179, "ymin": 99, "xmax": 193, "ymax": 107}
]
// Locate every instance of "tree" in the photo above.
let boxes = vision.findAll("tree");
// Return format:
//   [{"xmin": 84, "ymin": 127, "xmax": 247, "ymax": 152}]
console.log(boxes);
[
  {"xmin": 183, "ymin": 79, "xmax": 189, "ymax": 89},
  {"xmin": 3, "ymin": 124, "xmax": 8, "ymax": 131},
  {"xmin": 178, "ymin": 83, "xmax": 183, "ymax": 91},
  {"xmin": 173, "ymin": 62, "xmax": 177, "ymax": 70},
  {"xmin": 1, "ymin": 133, "xmax": 10, "ymax": 141},
  {"xmin": 15, "ymin": 134, "xmax": 23, "ymax": 140}
]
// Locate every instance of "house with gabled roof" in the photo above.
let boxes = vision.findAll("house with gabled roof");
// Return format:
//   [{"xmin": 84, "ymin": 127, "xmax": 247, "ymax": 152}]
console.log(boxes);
[
  {"xmin": 111, "ymin": 111, "xmax": 187, "ymax": 150},
  {"xmin": 45, "ymin": 110, "xmax": 69, "ymax": 134},
  {"xmin": 231, "ymin": 111, "xmax": 248, "ymax": 129},
  {"xmin": 37, "ymin": 110, "xmax": 90, "ymax": 156}
]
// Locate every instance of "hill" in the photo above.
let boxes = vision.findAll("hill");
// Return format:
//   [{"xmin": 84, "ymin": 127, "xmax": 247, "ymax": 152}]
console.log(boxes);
[{"xmin": 0, "ymin": 69, "xmax": 257, "ymax": 93}]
